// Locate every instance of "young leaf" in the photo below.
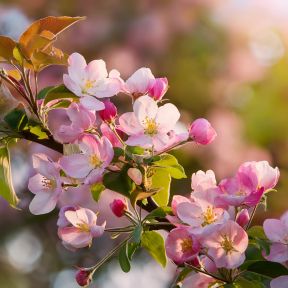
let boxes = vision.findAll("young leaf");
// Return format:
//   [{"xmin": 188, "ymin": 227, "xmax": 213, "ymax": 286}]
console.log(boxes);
[
  {"xmin": 90, "ymin": 183, "xmax": 105, "ymax": 202},
  {"xmin": 0, "ymin": 146, "xmax": 19, "ymax": 207},
  {"xmin": 0, "ymin": 36, "xmax": 16, "ymax": 61},
  {"xmin": 43, "ymin": 84, "xmax": 78, "ymax": 105},
  {"xmin": 151, "ymin": 168, "xmax": 171, "ymax": 206},
  {"xmin": 118, "ymin": 242, "xmax": 131, "ymax": 273},
  {"xmin": 152, "ymin": 153, "xmax": 186, "ymax": 179},
  {"xmin": 141, "ymin": 231, "xmax": 166, "ymax": 267},
  {"xmin": 248, "ymin": 226, "xmax": 267, "ymax": 240},
  {"xmin": 19, "ymin": 16, "xmax": 85, "ymax": 56}
]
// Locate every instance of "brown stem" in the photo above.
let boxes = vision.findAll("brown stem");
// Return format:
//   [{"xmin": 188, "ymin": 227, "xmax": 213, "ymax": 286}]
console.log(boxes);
[{"xmin": 21, "ymin": 130, "xmax": 63, "ymax": 153}]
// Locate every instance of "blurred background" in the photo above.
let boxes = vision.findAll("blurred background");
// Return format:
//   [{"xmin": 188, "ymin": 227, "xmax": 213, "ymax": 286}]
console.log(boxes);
[{"xmin": 0, "ymin": 0, "xmax": 288, "ymax": 287}]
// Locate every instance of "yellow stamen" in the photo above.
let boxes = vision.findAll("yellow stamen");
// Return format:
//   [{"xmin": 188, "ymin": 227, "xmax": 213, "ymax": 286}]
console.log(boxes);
[
  {"xmin": 143, "ymin": 117, "xmax": 158, "ymax": 136},
  {"xmin": 41, "ymin": 177, "xmax": 56, "ymax": 190},
  {"xmin": 202, "ymin": 206, "xmax": 216, "ymax": 226},
  {"xmin": 77, "ymin": 222, "xmax": 90, "ymax": 233},
  {"xmin": 82, "ymin": 79, "xmax": 95, "ymax": 93},
  {"xmin": 221, "ymin": 235, "xmax": 236, "ymax": 254},
  {"xmin": 89, "ymin": 154, "xmax": 102, "ymax": 168},
  {"xmin": 181, "ymin": 237, "xmax": 193, "ymax": 253}
]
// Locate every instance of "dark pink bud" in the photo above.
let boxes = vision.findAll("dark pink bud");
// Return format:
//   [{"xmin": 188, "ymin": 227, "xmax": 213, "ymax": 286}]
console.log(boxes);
[
  {"xmin": 99, "ymin": 100, "xmax": 117, "ymax": 122},
  {"xmin": 110, "ymin": 199, "xmax": 127, "ymax": 217},
  {"xmin": 75, "ymin": 269, "xmax": 92, "ymax": 287},
  {"xmin": 148, "ymin": 77, "xmax": 168, "ymax": 100},
  {"xmin": 236, "ymin": 209, "xmax": 250, "ymax": 228},
  {"xmin": 189, "ymin": 118, "xmax": 217, "ymax": 145}
]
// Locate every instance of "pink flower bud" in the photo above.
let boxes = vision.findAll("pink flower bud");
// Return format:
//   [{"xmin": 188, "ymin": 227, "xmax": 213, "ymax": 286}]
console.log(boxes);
[
  {"xmin": 236, "ymin": 209, "xmax": 250, "ymax": 228},
  {"xmin": 75, "ymin": 269, "xmax": 92, "ymax": 287},
  {"xmin": 99, "ymin": 100, "xmax": 117, "ymax": 122},
  {"xmin": 128, "ymin": 168, "xmax": 142, "ymax": 185},
  {"xmin": 148, "ymin": 77, "xmax": 168, "ymax": 100},
  {"xmin": 110, "ymin": 199, "xmax": 127, "ymax": 217},
  {"xmin": 189, "ymin": 118, "xmax": 217, "ymax": 145}
]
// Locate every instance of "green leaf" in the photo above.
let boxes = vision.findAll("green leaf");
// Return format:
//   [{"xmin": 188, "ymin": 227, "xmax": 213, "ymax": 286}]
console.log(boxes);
[
  {"xmin": 152, "ymin": 153, "xmax": 186, "ymax": 179},
  {"xmin": 248, "ymin": 226, "xmax": 267, "ymax": 240},
  {"xmin": 141, "ymin": 231, "xmax": 166, "ymax": 267},
  {"xmin": 145, "ymin": 206, "xmax": 173, "ymax": 220},
  {"xmin": 151, "ymin": 168, "xmax": 171, "ymax": 206},
  {"xmin": 175, "ymin": 267, "xmax": 193, "ymax": 284},
  {"xmin": 126, "ymin": 145, "xmax": 145, "ymax": 156},
  {"xmin": 246, "ymin": 261, "xmax": 288, "ymax": 278},
  {"xmin": 4, "ymin": 109, "xmax": 28, "ymax": 131},
  {"xmin": 37, "ymin": 86, "xmax": 54, "ymax": 99},
  {"xmin": 90, "ymin": 183, "xmax": 105, "ymax": 202},
  {"xmin": 43, "ymin": 84, "xmax": 78, "ymax": 105},
  {"xmin": 103, "ymin": 164, "xmax": 135, "ymax": 197},
  {"xmin": 127, "ymin": 242, "xmax": 139, "ymax": 261},
  {"xmin": 118, "ymin": 242, "xmax": 131, "ymax": 273},
  {"xmin": 26, "ymin": 124, "xmax": 48, "ymax": 139},
  {"xmin": 0, "ymin": 146, "xmax": 19, "ymax": 207}
]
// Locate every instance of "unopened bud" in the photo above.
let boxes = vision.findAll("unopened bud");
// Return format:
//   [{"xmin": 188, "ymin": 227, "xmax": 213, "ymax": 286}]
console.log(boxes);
[
  {"xmin": 99, "ymin": 100, "xmax": 117, "ymax": 123},
  {"xmin": 110, "ymin": 199, "xmax": 127, "ymax": 217},
  {"xmin": 189, "ymin": 118, "xmax": 217, "ymax": 145}
]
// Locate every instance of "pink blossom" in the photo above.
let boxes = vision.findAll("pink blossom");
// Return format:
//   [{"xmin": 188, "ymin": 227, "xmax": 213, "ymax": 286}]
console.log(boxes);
[
  {"xmin": 148, "ymin": 77, "xmax": 168, "ymax": 101},
  {"xmin": 48, "ymin": 102, "xmax": 96, "ymax": 144},
  {"xmin": 182, "ymin": 273, "xmax": 218, "ymax": 288},
  {"xmin": 176, "ymin": 197, "xmax": 229, "ymax": 235},
  {"xmin": 119, "ymin": 95, "xmax": 180, "ymax": 151},
  {"xmin": 124, "ymin": 67, "xmax": 155, "ymax": 97},
  {"xmin": 191, "ymin": 170, "xmax": 217, "ymax": 193},
  {"xmin": 63, "ymin": 53, "xmax": 122, "ymax": 111},
  {"xmin": 263, "ymin": 211, "xmax": 288, "ymax": 263},
  {"xmin": 100, "ymin": 123, "xmax": 123, "ymax": 148},
  {"xmin": 202, "ymin": 220, "xmax": 248, "ymax": 269},
  {"xmin": 238, "ymin": 161, "xmax": 280, "ymax": 193},
  {"xmin": 270, "ymin": 276, "xmax": 288, "ymax": 288},
  {"xmin": 218, "ymin": 161, "xmax": 279, "ymax": 207},
  {"xmin": 236, "ymin": 209, "xmax": 250, "ymax": 228},
  {"xmin": 99, "ymin": 99, "xmax": 117, "ymax": 123},
  {"xmin": 110, "ymin": 199, "xmax": 127, "ymax": 217},
  {"xmin": 60, "ymin": 134, "xmax": 114, "ymax": 183},
  {"xmin": 127, "ymin": 168, "xmax": 142, "ymax": 185},
  {"xmin": 165, "ymin": 227, "xmax": 200, "ymax": 264},
  {"xmin": 189, "ymin": 118, "xmax": 217, "ymax": 145},
  {"xmin": 28, "ymin": 154, "xmax": 62, "ymax": 215},
  {"xmin": 58, "ymin": 206, "xmax": 105, "ymax": 249}
]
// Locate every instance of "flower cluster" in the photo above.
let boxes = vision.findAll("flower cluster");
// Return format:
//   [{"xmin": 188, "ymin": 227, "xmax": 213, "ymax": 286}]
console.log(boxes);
[{"xmin": 0, "ymin": 16, "xmax": 286, "ymax": 288}]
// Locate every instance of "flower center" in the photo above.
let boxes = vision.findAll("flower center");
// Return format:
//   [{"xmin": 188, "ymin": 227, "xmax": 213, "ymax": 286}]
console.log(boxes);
[
  {"xmin": 89, "ymin": 154, "xmax": 102, "ymax": 168},
  {"xmin": 143, "ymin": 117, "xmax": 158, "ymax": 136},
  {"xmin": 202, "ymin": 206, "xmax": 216, "ymax": 226},
  {"xmin": 41, "ymin": 177, "xmax": 56, "ymax": 190},
  {"xmin": 77, "ymin": 222, "xmax": 90, "ymax": 233},
  {"xmin": 221, "ymin": 235, "xmax": 235, "ymax": 254},
  {"xmin": 181, "ymin": 237, "xmax": 193, "ymax": 253},
  {"xmin": 82, "ymin": 79, "xmax": 95, "ymax": 93}
]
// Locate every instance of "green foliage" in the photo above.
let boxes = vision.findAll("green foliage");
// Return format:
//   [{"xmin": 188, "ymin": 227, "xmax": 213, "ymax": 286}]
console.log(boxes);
[
  {"xmin": 141, "ymin": 231, "xmax": 166, "ymax": 267},
  {"xmin": 103, "ymin": 164, "xmax": 135, "ymax": 197},
  {"xmin": 151, "ymin": 168, "xmax": 171, "ymax": 206},
  {"xmin": 145, "ymin": 206, "xmax": 173, "ymax": 220},
  {"xmin": 248, "ymin": 226, "xmax": 270, "ymax": 255},
  {"xmin": 0, "ymin": 146, "xmax": 19, "ymax": 207},
  {"xmin": 152, "ymin": 153, "xmax": 186, "ymax": 179},
  {"xmin": 90, "ymin": 183, "xmax": 105, "ymax": 202},
  {"xmin": 118, "ymin": 242, "xmax": 131, "ymax": 273},
  {"xmin": 4, "ymin": 109, "xmax": 27, "ymax": 131},
  {"xmin": 43, "ymin": 84, "xmax": 78, "ymax": 105},
  {"xmin": 246, "ymin": 261, "xmax": 288, "ymax": 278}
]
